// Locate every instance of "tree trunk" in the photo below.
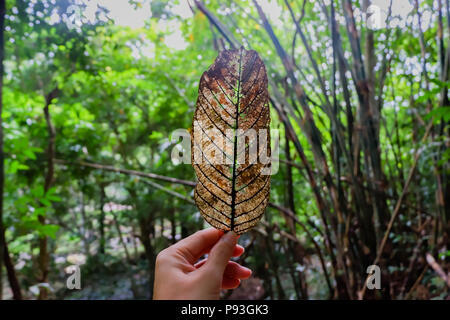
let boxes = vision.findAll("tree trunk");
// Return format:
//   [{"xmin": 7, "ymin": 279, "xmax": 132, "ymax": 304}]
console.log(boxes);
[
  {"xmin": 99, "ymin": 184, "xmax": 106, "ymax": 254},
  {"xmin": 170, "ymin": 208, "xmax": 176, "ymax": 244},
  {"xmin": 0, "ymin": 0, "xmax": 5, "ymax": 300},
  {"xmin": 0, "ymin": 0, "xmax": 21, "ymax": 300},
  {"xmin": 2, "ymin": 239, "xmax": 22, "ymax": 299},
  {"xmin": 139, "ymin": 216, "xmax": 155, "ymax": 299},
  {"xmin": 283, "ymin": 131, "xmax": 308, "ymax": 299},
  {"xmin": 38, "ymin": 88, "xmax": 58, "ymax": 300}
]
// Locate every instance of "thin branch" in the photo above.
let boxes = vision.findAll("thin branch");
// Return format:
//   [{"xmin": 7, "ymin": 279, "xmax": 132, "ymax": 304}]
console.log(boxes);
[
  {"xmin": 268, "ymin": 202, "xmax": 333, "ymax": 295},
  {"xmin": 426, "ymin": 253, "xmax": 450, "ymax": 288},
  {"xmin": 359, "ymin": 119, "xmax": 434, "ymax": 298},
  {"xmin": 193, "ymin": 0, "xmax": 239, "ymax": 49},
  {"xmin": 141, "ymin": 179, "xmax": 195, "ymax": 205},
  {"xmin": 163, "ymin": 73, "xmax": 194, "ymax": 109},
  {"xmin": 54, "ymin": 159, "xmax": 196, "ymax": 187}
]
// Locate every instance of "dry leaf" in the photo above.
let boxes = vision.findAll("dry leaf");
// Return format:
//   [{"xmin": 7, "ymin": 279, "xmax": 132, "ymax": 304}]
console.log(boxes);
[{"xmin": 191, "ymin": 47, "xmax": 271, "ymax": 234}]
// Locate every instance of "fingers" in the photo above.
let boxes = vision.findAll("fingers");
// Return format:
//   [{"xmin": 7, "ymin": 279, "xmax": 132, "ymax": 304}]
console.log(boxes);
[
  {"xmin": 222, "ymin": 277, "xmax": 240, "ymax": 290},
  {"xmin": 194, "ymin": 245, "xmax": 244, "ymax": 269},
  {"xmin": 204, "ymin": 232, "xmax": 239, "ymax": 276},
  {"xmin": 171, "ymin": 228, "xmax": 222, "ymax": 264},
  {"xmin": 232, "ymin": 244, "xmax": 245, "ymax": 257},
  {"xmin": 195, "ymin": 260, "xmax": 252, "ymax": 280},
  {"xmin": 220, "ymin": 262, "xmax": 252, "ymax": 289},
  {"xmin": 223, "ymin": 261, "xmax": 252, "ymax": 279}
]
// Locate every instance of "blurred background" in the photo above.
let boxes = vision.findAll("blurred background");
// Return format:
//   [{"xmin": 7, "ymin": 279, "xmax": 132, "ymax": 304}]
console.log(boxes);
[{"xmin": 0, "ymin": 0, "xmax": 449, "ymax": 300}]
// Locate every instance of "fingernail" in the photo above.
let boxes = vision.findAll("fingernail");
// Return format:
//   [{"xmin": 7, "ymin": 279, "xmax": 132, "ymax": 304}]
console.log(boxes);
[
  {"xmin": 242, "ymin": 266, "xmax": 252, "ymax": 273},
  {"xmin": 241, "ymin": 266, "xmax": 252, "ymax": 272}
]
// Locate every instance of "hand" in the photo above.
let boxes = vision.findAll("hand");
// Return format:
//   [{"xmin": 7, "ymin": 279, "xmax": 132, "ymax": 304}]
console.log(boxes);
[{"xmin": 153, "ymin": 228, "xmax": 252, "ymax": 300}]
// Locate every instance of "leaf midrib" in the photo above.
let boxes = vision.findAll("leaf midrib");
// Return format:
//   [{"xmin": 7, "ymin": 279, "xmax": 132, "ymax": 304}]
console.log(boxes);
[{"xmin": 230, "ymin": 48, "xmax": 244, "ymax": 231}]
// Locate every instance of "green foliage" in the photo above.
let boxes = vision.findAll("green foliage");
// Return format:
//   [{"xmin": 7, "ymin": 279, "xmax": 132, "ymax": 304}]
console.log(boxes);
[{"xmin": 1, "ymin": 0, "xmax": 449, "ymax": 300}]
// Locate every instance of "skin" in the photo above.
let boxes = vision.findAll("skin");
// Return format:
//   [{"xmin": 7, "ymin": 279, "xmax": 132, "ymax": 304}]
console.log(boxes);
[{"xmin": 153, "ymin": 228, "xmax": 252, "ymax": 300}]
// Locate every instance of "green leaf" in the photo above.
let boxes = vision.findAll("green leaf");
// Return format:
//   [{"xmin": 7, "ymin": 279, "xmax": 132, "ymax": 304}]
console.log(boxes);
[
  {"xmin": 37, "ymin": 224, "xmax": 60, "ymax": 239},
  {"xmin": 23, "ymin": 149, "xmax": 37, "ymax": 160},
  {"xmin": 40, "ymin": 198, "xmax": 52, "ymax": 207},
  {"xmin": 425, "ymin": 106, "xmax": 450, "ymax": 123},
  {"xmin": 31, "ymin": 186, "xmax": 45, "ymax": 198}
]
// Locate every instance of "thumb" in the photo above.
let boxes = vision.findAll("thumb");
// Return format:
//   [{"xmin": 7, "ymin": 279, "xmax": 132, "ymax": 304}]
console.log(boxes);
[{"xmin": 204, "ymin": 231, "xmax": 239, "ymax": 276}]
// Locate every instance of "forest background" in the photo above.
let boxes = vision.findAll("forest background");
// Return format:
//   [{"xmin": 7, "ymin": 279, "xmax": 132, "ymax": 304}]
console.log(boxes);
[{"xmin": 0, "ymin": 0, "xmax": 449, "ymax": 300}]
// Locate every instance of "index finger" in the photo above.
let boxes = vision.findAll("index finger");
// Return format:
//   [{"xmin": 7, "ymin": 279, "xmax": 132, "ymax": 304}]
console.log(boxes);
[{"xmin": 171, "ymin": 228, "xmax": 224, "ymax": 264}]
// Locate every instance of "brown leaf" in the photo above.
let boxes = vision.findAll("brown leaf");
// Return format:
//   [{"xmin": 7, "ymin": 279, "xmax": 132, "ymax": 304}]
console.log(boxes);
[{"xmin": 191, "ymin": 47, "xmax": 271, "ymax": 234}]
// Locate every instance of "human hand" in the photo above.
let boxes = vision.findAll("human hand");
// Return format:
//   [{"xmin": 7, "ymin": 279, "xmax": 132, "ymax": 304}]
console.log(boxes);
[{"xmin": 153, "ymin": 228, "xmax": 252, "ymax": 300}]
